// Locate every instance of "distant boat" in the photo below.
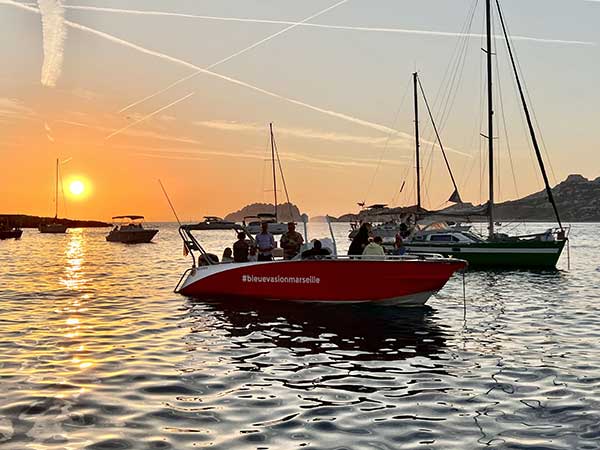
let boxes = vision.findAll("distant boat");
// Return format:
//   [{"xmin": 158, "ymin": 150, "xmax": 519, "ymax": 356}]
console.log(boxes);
[
  {"xmin": 0, "ymin": 224, "xmax": 22, "ymax": 240},
  {"xmin": 243, "ymin": 213, "xmax": 288, "ymax": 235},
  {"xmin": 106, "ymin": 215, "xmax": 158, "ymax": 244},
  {"xmin": 245, "ymin": 123, "xmax": 293, "ymax": 235},
  {"xmin": 39, "ymin": 158, "xmax": 68, "ymax": 234},
  {"xmin": 194, "ymin": 216, "xmax": 237, "ymax": 230}
]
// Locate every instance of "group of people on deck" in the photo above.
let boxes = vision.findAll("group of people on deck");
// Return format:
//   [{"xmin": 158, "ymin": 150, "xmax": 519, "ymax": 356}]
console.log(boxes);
[
  {"xmin": 348, "ymin": 222, "xmax": 405, "ymax": 257},
  {"xmin": 223, "ymin": 221, "xmax": 330, "ymax": 263},
  {"xmin": 218, "ymin": 220, "xmax": 403, "ymax": 264}
]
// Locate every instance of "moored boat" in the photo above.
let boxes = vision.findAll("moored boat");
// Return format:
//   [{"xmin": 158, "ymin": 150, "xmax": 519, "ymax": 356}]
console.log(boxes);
[
  {"xmin": 0, "ymin": 227, "xmax": 23, "ymax": 240},
  {"xmin": 175, "ymin": 223, "xmax": 466, "ymax": 306},
  {"xmin": 194, "ymin": 216, "xmax": 237, "ymax": 230},
  {"xmin": 106, "ymin": 215, "xmax": 158, "ymax": 244},
  {"xmin": 39, "ymin": 158, "xmax": 68, "ymax": 234},
  {"xmin": 244, "ymin": 213, "xmax": 288, "ymax": 235}
]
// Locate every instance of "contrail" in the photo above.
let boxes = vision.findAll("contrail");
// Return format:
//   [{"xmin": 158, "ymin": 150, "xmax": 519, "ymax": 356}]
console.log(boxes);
[
  {"xmin": 37, "ymin": 0, "xmax": 66, "ymax": 87},
  {"xmin": 2, "ymin": 0, "xmax": 469, "ymax": 157},
  {"xmin": 51, "ymin": 3, "xmax": 595, "ymax": 47},
  {"xmin": 117, "ymin": 0, "xmax": 349, "ymax": 113},
  {"xmin": 105, "ymin": 92, "xmax": 195, "ymax": 140}
]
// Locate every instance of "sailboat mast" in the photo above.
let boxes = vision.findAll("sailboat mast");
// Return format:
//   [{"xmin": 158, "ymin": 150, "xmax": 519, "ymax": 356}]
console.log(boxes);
[
  {"xmin": 269, "ymin": 123, "xmax": 278, "ymax": 221},
  {"xmin": 485, "ymin": 0, "xmax": 495, "ymax": 239},
  {"xmin": 413, "ymin": 72, "xmax": 421, "ymax": 210},
  {"xmin": 54, "ymin": 158, "xmax": 59, "ymax": 219}
]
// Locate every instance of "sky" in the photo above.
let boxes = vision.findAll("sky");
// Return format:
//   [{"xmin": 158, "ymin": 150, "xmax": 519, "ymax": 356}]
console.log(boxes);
[{"xmin": 0, "ymin": 0, "xmax": 598, "ymax": 221}]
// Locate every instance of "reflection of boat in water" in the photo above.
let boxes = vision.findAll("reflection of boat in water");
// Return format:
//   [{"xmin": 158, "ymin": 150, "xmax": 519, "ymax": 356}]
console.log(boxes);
[
  {"xmin": 106, "ymin": 215, "xmax": 158, "ymax": 244},
  {"xmin": 39, "ymin": 158, "xmax": 68, "ymax": 234},
  {"xmin": 175, "ymin": 222, "xmax": 466, "ymax": 306},
  {"xmin": 194, "ymin": 216, "xmax": 237, "ymax": 230},
  {"xmin": 186, "ymin": 300, "xmax": 447, "ymax": 362}
]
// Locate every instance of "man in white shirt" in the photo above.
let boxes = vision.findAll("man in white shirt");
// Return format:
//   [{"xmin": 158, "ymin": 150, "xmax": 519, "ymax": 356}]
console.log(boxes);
[{"xmin": 255, "ymin": 222, "xmax": 276, "ymax": 261}]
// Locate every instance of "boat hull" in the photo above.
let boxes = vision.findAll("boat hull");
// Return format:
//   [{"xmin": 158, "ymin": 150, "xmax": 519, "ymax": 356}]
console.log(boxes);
[
  {"xmin": 106, "ymin": 229, "xmax": 158, "ymax": 244},
  {"xmin": 0, "ymin": 230, "xmax": 23, "ymax": 240},
  {"xmin": 404, "ymin": 239, "xmax": 566, "ymax": 268},
  {"xmin": 39, "ymin": 224, "xmax": 68, "ymax": 234},
  {"xmin": 178, "ymin": 259, "xmax": 466, "ymax": 305}
]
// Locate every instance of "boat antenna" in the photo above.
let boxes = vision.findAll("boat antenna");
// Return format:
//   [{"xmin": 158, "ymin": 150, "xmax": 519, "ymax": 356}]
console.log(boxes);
[
  {"xmin": 269, "ymin": 123, "xmax": 278, "ymax": 221},
  {"xmin": 494, "ymin": 0, "xmax": 563, "ymax": 231},
  {"xmin": 158, "ymin": 179, "xmax": 182, "ymax": 226}
]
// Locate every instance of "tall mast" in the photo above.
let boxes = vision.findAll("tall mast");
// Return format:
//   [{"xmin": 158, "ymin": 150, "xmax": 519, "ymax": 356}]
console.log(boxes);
[
  {"xmin": 413, "ymin": 72, "xmax": 421, "ymax": 210},
  {"xmin": 485, "ymin": 0, "xmax": 495, "ymax": 239},
  {"xmin": 54, "ymin": 158, "xmax": 59, "ymax": 219},
  {"xmin": 269, "ymin": 123, "xmax": 278, "ymax": 221}
]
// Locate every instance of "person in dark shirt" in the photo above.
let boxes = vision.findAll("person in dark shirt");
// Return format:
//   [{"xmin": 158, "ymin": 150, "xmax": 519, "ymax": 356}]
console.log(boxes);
[
  {"xmin": 233, "ymin": 232, "xmax": 250, "ymax": 262},
  {"xmin": 301, "ymin": 240, "xmax": 331, "ymax": 259},
  {"xmin": 348, "ymin": 223, "xmax": 371, "ymax": 255}
]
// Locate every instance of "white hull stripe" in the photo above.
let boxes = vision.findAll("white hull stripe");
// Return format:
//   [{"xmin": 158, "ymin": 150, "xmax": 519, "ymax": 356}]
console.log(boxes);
[{"xmin": 406, "ymin": 246, "xmax": 560, "ymax": 254}]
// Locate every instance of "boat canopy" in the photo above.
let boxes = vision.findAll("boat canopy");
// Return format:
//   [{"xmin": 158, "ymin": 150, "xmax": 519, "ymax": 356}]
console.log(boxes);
[
  {"xmin": 112, "ymin": 215, "xmax": 145, "ymax": 220},
  {"xmin": 204, "ymin": 216, "xmax": 224, "ymax": 221}
]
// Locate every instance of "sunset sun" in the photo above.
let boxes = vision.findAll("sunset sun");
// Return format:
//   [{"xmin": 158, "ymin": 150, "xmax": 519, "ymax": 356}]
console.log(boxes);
[{"xmin": 69, "ymin": 180, "xmax": 85, "ymax": 196}]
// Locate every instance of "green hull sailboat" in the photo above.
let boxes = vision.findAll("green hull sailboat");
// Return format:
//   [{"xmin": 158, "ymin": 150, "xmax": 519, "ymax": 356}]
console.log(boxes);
[{"xmin": 403, "ymin": 0, "xmax": 568, "ymax": 269}]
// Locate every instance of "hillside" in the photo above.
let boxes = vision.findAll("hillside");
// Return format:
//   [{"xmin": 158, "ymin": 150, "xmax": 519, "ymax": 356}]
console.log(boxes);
[
  {"xmin": 0, "ymin": 214, "xmax": 110, "ymax": 228},
  {"xmin": 493, "ymin": 174, "xmax": 600, "ymax": 222}
]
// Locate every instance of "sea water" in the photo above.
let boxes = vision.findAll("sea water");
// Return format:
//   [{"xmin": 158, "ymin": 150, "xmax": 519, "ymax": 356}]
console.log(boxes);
[{"xmin": 1, "ymin": 222, "xmax": 599, "ymax": 449}]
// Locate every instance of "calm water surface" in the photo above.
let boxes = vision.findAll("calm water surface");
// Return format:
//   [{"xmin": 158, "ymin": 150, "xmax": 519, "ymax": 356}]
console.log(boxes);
[{"xmin": 1, "ymin": 223, "xmax": 599, "ymax": 449}]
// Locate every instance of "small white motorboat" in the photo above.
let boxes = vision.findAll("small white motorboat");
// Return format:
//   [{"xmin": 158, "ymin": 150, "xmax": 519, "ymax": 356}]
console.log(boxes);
[{"xmin": 106, "ymin": 215, "xmax": 158, "ymax": 244}]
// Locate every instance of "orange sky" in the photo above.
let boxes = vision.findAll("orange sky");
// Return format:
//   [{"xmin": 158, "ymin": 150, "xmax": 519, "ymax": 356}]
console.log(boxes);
[{"xmin": 1, "ymin": 0, "xmax": 599, "ymax": 221}]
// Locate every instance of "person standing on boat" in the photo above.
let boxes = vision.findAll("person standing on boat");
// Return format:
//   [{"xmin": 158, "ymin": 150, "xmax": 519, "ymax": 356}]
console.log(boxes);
[
  {"xmin": 280, "ymin": 222, "xmax": 304, "ymax": 260},
  {"xmin": 233, "ymin": 232, "xmax": 249, "ymax": 262},
  {"xmin": 256, "ymin": 222, "xmax": 276, "ymax": 261},
  {"xmin": 348, "ymin": 222, "xmax": 371, "ymax": 256}
]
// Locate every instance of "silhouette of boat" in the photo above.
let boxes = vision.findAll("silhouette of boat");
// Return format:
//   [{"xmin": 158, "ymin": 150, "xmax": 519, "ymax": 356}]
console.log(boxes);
[{"xmin": 106, "ymin": 215, "xmax": 158, "ymax": 244}]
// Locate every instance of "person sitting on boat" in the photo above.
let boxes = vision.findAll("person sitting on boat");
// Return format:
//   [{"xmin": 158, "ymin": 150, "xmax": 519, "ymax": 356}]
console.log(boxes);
[
  {"xmin": 301, "ymin": 240, "xmax": 331, "ymax": 259},
  {"xmin": 248, "ymin": 245, "xmax": 258, "ymax": 262},
  {"xmin": 348, "ymin": 222, "xmax": 371, "ymax": 255},
  {"xmin": 362, "ymin": 236, "xmax": 385, "ymax": 257},
  {"xmin": 280, "ymin": 222, "xmax": 304, "ymax": 260},
  {"xmin": 256, "ymin": 222, "xmax": 276, "ymax": 261},
  {"xmin": 222, "ymin": 247, "xmax": 234, "ymax": 263},
  {"xmin": 392, "ymin": 232, "xmax": 406, "ymax": 255},
  {"xmin": 233, "ymin": 232, "xmax": 249, "ymax": 262}
]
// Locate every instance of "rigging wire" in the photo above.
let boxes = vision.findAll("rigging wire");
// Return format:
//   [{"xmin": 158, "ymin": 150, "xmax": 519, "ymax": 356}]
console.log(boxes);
[
  {"xmin": 493, "ymin": 24, "xmax": 520, "ymax": 200},
  {"xmin": 361, "ymin": 76, "xmax": 412, "ymax": 207},
  {"xmin": 272, "ymin": 133, "xmax": 294, "ymax": 219},
  {"xmin": 496, "ymin": 1, "xmax": 558, "ymax": 185}
]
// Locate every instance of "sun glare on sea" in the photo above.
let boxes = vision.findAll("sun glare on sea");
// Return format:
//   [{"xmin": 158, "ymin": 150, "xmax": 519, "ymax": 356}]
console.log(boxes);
[{"xmin": 69, "ymin": 180, "xmax": 85, "ymax": 196}]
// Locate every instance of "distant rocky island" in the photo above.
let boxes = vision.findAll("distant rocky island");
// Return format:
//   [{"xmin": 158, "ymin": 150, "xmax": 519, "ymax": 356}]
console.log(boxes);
[
  {"xmin": 225, "ymin": 203, "xmax": 306, "ymax": 223},
  {"xmin": 0, "ymin": 214, "xmax": 110, "ymax": 228},
  {"xmin": 323, "ymin": 174, "xmax": 600, "ymax": 223}
]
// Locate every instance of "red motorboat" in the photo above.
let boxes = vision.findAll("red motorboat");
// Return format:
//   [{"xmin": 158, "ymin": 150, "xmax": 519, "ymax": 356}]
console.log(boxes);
[{"xmin": 175, "ymin": 223, "xmax": 466, "ymax": 306}]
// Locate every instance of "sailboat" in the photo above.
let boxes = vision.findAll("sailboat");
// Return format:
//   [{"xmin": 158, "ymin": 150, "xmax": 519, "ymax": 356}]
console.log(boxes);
[
  {"xmin": 39, "ymin": 158, "xmax": 68, "ymax": 234},
  {"xmin": 404, "ymin": 0, "xmax": 567, "ymax": 268},
  {"xmin": 244, "ymin": 123, "xmax": 292, "ymax": 235}
]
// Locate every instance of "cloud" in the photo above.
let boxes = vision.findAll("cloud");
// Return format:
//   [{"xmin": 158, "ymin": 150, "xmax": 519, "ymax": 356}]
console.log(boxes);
[
  {"xmin": 37, "ymin": 0, "xmax": 66, "ymax": 87},
  {"xmin": 116, "ymin": 0, "xmax": 349, "ymax": 113},
  {"xmin": 0, "ymin": 97, "xmax": 36, "ymax": 118},
  {"xmin": 53, "ymin": 4, "xmax": 595, "ymax": 47}
]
